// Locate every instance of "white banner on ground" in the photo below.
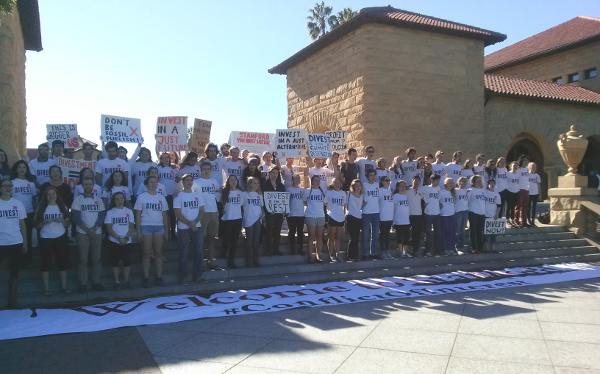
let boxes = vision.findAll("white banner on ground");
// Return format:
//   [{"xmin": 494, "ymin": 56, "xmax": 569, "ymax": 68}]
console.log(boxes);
[
  {"xmin": 307, "ymin": 133, "xmax": 332, "ymax": 159},
  {"xmin": 0, "ymin": 263, "xmax": 598, "ymax": 341},
  {"xmin": 57, "ymin": 157, "xmax": 97, "ymax": 191},
  {"xmin": 273, "ymin": 129, "xmax": 307, "ymax": 158},
  {"xmin": 264, "ymin": 191, "xmax": 290, "ymax": 213},
  {"xmin": 101, "ymin": 115, "xmax": 142, "ymax": 143},
  {"xmin": 156, "ymin": 117, "xmax": 188, "ymax": 153},
  {"xmin": 485, "ymin": 218, "xmax": 507, "ymax": 235},
  {"xmin": 189, "ymin": 119, "xmax": 212, "ymax": 154},
  {"xmin": 326, "ymin": 130, "xmax": 348, "ymax": 151},
  {"xmin": 46, "ymin": 124, "xmax": 79, "ymax": 149},
  {"xmin": 229, "ymin": 131, "xmax": 274, "ymax": 156}
]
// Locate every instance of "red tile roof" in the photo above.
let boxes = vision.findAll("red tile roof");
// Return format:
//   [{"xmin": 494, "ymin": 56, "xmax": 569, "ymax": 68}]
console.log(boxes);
[
  {"xmin": 484, "ymin": 74, "xmax": 600, "ymax": 105},
  {"xmin": 269, "ymin": 6, "xmax": 506, "ymax": 75},
  {"xmin": 485, "ymin": 16, "xmax": 600, "ymax": 72}
]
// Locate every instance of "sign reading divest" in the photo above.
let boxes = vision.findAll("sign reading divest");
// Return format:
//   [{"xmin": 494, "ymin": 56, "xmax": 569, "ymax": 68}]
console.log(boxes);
[
  {"xmin": 189, "ymin": 119, "xmax": 212, "ymax": 154},
  {"xmin": 229, "ymin": 131, "xmax": 274, "ymax": 155},
  {"xmin": 274, "ymin": 129, "xmax": 307, "ymax": 158},
  {"xmin": 307, "ymin": 133, "xmax": 332, "ymax": 159},
  {"xmin": 485, "ymin": 218, "xmax": 506, "ymax": 235},
  {"xmin": 326, "ymin": 130, "xmax": 348, "ymax": 151},
  {"xmin": 265, "ymin": 191, "xmax": 290, "ymax": 213},
  {"xmin": 156, "ymin": 116, "xmax": 188, "ymax": 153},
  {"xmin": 47, "ymin": 124, "xmax": 79, "ymax": 149},
  {"xmin": 57, "ymin": 157, "xmax": 97, "ymax": 191},
  {"xmin": 101, "ymin": 115, "xmax": 142, "ymax": 143}
]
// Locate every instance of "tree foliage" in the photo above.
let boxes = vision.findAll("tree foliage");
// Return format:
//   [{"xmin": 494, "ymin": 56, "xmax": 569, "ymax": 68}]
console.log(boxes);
[
  {"xmin": 306, "ymin": 3, "xmax": 357, "ymax": 41},
  {"xmin": 0, "ymin": 0, "xmax": 16, "ymax": 16},
  {"xmin": 330, "ymin": 8, "xmax": 357, "ymax": 30}
]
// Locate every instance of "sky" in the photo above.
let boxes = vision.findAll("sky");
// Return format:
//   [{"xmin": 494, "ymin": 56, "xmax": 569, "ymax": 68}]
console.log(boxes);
[{"xmin": 24, "ymin": 0, "xmax": 600, "ymax": 153}]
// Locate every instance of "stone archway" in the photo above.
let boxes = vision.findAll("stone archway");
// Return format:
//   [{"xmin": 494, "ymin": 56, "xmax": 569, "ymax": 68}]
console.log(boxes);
[
  {"xmin": 581, "ymin": 135, "xmax": 600, "ymax": 188},
  {"xmin": 306, "ymin": 110, "xmax": 341, "ymax": 134},
  {"xmin": 507, "ymin": 133, "xmax": 549, "ymax": 199}
]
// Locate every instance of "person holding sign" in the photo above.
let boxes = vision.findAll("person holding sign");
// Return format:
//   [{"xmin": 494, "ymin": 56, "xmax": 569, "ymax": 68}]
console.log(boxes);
[
  {"xmin": 242, "ymin": 177, "xmax": 264, "ymax": 267},
  {"xmin": 263, "ymin": 166, "xmax": 286, "ymax": 256},
  {"xmin": 104, "ymin": 192, "xmax": 135, "ymax": 291},
  {"xmin": 29, "ymin": 143, "xmax": 56, "ymax": 187},
  {"xmin": 325, "ymin": 178, "xmax": 346, "ymax": 262},
  {"xmin": 483, "ymin": 179, "xmax": 501, "ymax": 253},
  {"xmin": 467, "ymin": 175, "xmax": 486, "ymax": 254},
  {"xmin": 220, "ymin": 175, "xmax": 243, "ymax": 269},
  {"xmin": 10, "ymin": 160, "xmax": 36, "ymax": 268},
  {"xmin": 95, "ymin": 141, "xmax": 131, "ymax": 188},
  {"xmin": 304, "ymin": 175, "xmax": 327, "ymax": 263},
  {"xmin": 286, "ymin": 174, "xmax": 305, "ymax": 256},
  {"xmin": 50, "ymin": 140, "xmax": 65, "ymax": 161}
]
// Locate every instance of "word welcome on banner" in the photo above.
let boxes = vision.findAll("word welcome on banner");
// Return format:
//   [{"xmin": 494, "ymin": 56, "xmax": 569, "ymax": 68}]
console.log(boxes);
[
  {"xmin": 47, "ymin": 124, "xmax": 79, "ymax": 149},
  {"xmin": 57, "ymin": 157, "xmax": 97, "ymax": 191},
  {"xmin": 229, "ymin": 131, "xmax": 274, "ymax": 155},
  {"xmin": 0, "ymin": 263, "xmax": 598, "ymax": 341},
  {"xmin": 274, "ymin": 129, "xmax": 307, "ymax": 158},
  {"xmin": 156, "ymin": 117, "xmax": 188, "ymax": 153},
  {"xmin": 189, "ymin": 118, "xmax": 212, "ymax": 154},
  {"xmin": 101, "ymin": 115, "xmax": 142, "ymax": 143},
  {"xmin": 485, "ymin": 218, "xmax": 507, "ymax": 235},
  {"xmin": 265, "ymin": 191, "xmax": 290, "ymax": 213},
  {"xmin": 326, "ymin": 130, "xmax": 348, "ymax": 151},
  {"xmin": 307, "ymin": 133, "xmax": 332, "ymax": 159}
]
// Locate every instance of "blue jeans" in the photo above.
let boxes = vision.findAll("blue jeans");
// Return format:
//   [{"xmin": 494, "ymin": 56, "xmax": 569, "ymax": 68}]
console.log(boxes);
[
  {"xmin": 423, "ymin": 214, "xmax": 441, "ymax": 255},
  {"xmin": 178, "ymin": 227, "xmax": 203, "ymax": 280},
  {"xmin": 454, "ymin": 211, "xmax": 469, "ymax": 251},
  {"xmin": 362, "ymin": 213, "xmax": 380, "ymax": 256}
]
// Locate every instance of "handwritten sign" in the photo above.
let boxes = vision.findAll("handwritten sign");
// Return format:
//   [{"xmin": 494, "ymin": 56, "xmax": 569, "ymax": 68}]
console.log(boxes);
[
  {"xmin": 273, "ymin": 129, "xmax": 307, "ymax": 158},
  {"xmin": 484, "ymin": 218, "xmax": 506, "ymax": 235},
  {"xmin": 156, "ymin": 116, "xmax": 188, "ymax": 153},
  {"xmin": 57, "ymin": 157, "xmax": 97, "ymax": 191},
  {"xmin": 326, "ymin": 130, "xmax": 347, "ymax": 151},
  {"xmin": 307, "ymin": 133, "xmax": 332, "ymax": 159},
  {"xmin": 265, "ymin": 191, "xmax": 290, "ymax": 214},
  {"xmin": 101, "ymin": 114, "xmax": 142, "ymax": 143},
  {"xmin": 47, "ymin": 124, "xmax": 79, "ymax": 149},
  {"xmin": 189, "ymin": 118, "xmax": 212, "ymax": 154},
  {"xmin": 229, "ymin": 131, "xmax": 274, "ymax": 155}
]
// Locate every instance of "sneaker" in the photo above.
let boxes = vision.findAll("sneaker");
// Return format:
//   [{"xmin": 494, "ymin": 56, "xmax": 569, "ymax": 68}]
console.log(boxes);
[
  {"xmin": 400, "ymin": 251, "xmax": 407, "ymax": 258},
  {"xmin": 114, "ymin": 281, "xmax": 121, "ymax": 291},
  {"xmin": 78, "ymin": 284, "xmax": 87, "ymax": 294},
  {"xmin": 123, "ymin": 281, "xmax": 132, "ymax": 290},
  {"xmin": 92, "ymin": 283, "xmax": 105, "ymax": 292},
  {"xmin": 405, "ymin": 251, "xmax": 413, "ymax": 258},
  {"xmin": 155, "ymin": 277, "xmax": 166, "ymax": 287},
  {"xmin": 142, "ymin": 278, "xmax": 151, "ymax": 288},
  {"xmin": 329, "ymin": 254, "xmax": 337, "ymax": 263}
]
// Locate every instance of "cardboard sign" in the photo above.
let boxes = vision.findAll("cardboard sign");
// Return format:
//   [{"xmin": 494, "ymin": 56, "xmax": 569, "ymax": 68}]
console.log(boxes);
[
  {"xmin": 265, "ymin": 191, "xmax": 290, "ymax": 214},
  {"xmin": 156, "ymin": 116, "xmax": 188, "ymax": 153},
  {"xmin": 273, "ymin": 129, "xmax": 307, "ymax": 158},
  {"xmin": 189, "ymin": 118, "xmax": 212, "ymax": 154},
  {"xmin": 326, "ymin": 130, "xmax": 347, "ymax": 151},
  {"xmin": 229, "ymin": 131, "xmax": 274, "ymax": 155},
  {"xmin": 307, "ymin": 133, "xmax": 332, "ymax": 159},
  {"xmin": 47, "ymin": 124, "xmax": 79, "ymax": 149},
  {"xmin": 101, "ymin": 114, "xmax": 142, "ymax": 143},
  {"xmin": 57, "ymin": 157, "xmax": 97, "ymax": 192},
  {"xmin": 484, "ymin": 218, "xmax": 506, "ymax": 235}
]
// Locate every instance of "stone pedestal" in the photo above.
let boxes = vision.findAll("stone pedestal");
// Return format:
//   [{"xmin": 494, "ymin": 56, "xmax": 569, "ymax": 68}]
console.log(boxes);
[
  {"xmin": 549, "ymin": 182, "xmax": 596, "ymax": 235},
  {"xmin": 558, "ymin": 174, "xmax": 588, "ymax": 188}
]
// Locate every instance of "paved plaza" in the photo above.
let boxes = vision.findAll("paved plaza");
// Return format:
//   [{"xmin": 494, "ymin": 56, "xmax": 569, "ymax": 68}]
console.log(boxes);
[{"xmin": 2, "ymin": 276, "xmax": 600, "ymax": 373}]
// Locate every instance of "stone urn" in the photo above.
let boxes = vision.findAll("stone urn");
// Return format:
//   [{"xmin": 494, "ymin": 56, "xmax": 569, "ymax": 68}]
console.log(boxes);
[{"xmin": 557, "ymin": 125, "xmax": 588, "ymax": 175}]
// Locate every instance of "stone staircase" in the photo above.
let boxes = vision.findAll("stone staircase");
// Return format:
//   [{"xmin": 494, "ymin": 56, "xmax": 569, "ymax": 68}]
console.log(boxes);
[{"xmin": 1, "ymin": 224, "xmax": 598, "ymax": 308}]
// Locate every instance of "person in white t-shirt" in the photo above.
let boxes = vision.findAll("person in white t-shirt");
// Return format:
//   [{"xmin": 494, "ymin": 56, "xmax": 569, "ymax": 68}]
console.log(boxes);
[
  {"xmin": 95, "ymin": 141, "xmax": 131, "ymax": 188},
  {"xmin": 461, "ymin": 159, "xmax": 475, "ymax": 188},
  {"xmin": 29, "ymin": 143, "xmax": 56, "ymax": 188},
  {"xmin": 362, "ymin": 169, "xmax": 380, "ymax": 260},
  {"xmin": 74, "ymin": 168, "xmax": 102, "ymax": 200},
  {"xmin": 304, "ymin": 175, "xmax": 327, "ymax": 263},
  {"xmin": 515, "ymin": 154, "xmax": 530, "ymax": 227},
  {"xmin": 406, "ymin": 175, "xmax": 423, "ymax": 257},
  {"xmin": 102, "ymin": 170, "xmax": 132, "ymax": 209},
  {"xmin": 281, "ymin": 158, "xmax": 297, "ymax": 189},
  {"xmin": 483, "ymin": 179, "xmax": 501, "ymax": 253},
  {"xmin": 422, "ymin": 173, "xmax": 442, "ymax": 256},
  {"xmin": 440, "ymin": 178, "xmax": 457, "ymax": 256},
  {"xmin": 401, "ymin": 147, "xmax": 418, "ymax": 184},
  {"xmin": 473, "ymin": 153, "xmax": 486, "ymax": 179},
  {"xmin": 286, "ymin": 174, "xmax": 305, "ymax": 256},
  {"xmin": 177, "ymin": 152, "xmax": 201, "ymax": 182},
  {"xmin": 157, "ymin": 152, "xmax": 179, "ymax": 239},
  {"xmin": 445, "ymin": 151, "xmax": 463, "ymax": 183},
  {"xmin": 130, "ymin": 147, "xmax": 157, "ymax": 198},
  {"xmin": 136, "ymin": 167, "xmax": 167, "ymax": 197},
  {"xmin": 220, "ymin": 175, "xmax": 243, "ymax": 269},
  {"xmin": 346, "ymin": 179, "xmax": 364, "ymax": 261},
  {"xmin": 10, "ymin": 160, "xmax": 36, "ymax": 269},
  {"xmin": 304, "ymin": 157, "xmax": 335, "ymax": 191},
  {"xmin": 495, "ymin": 157, "xmax": 508, "ymax": 218},
  {"xmin": 375, "ymin": 158, "xmax": 391, "ymax": 185},
  {"xmin": 192, "ymin": 161, "xmax": 221, "ymax": 271},
  {"xmin": 104, "ymin": 192, "xmax": 135, "ymax": 290},
  {"xmin": 378, "ymin": 176, "xmax": 395, "ymax": 260},
  {"xmin": 242, "ymin": 177, "xmax": 264, "ymax": 267},
  {"xmin": 356, "ymin": 145, "xmax": 377, "ymax": 183},
  {"xmin": 392, "ymin": 180, "xmax": 411, "ymax": 258},
  {"xmin": 454, "ymin": 176, "xmax": 469, "ymax": 253},
  {"xmin": 467, "ymin": 175, "xmax": 486, "ymax": 254},
  {"xmin": 325, "ymin": 178, "xmax": 346, "ymax": 262},
  {"xmin": 389, "ymin": 156, "xmax": 404, "ymax": 186},
  {"xmin": 134, "ymin": 176, "xmax": 169, "ymax": 288},
  {"xmin": 527, "ymin": 162, "xmax": 542, "ymax": 227},
  {"xmin": 174, "ymin": 174, "xmax": 205, "ymax": 284},
  {"xmin": 431, "ymin": 151, "xmax": 446, "ymax": 179},
  {"xmin": 222, "ymin": 146, "xmax": 246, "ymax": 190}
]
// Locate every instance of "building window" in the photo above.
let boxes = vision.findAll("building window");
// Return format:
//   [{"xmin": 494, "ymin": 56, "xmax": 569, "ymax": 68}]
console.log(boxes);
[
  {"xmin": 552, "ymin": 76, "xmax": 563, "ymax": 84},
  {"xmin": 584, "ymin": 68, "xmax": 597, "ymax": 79},
  {"xmin": 568, "ymin": 72, "xmax": 579, "ymax": 83}
]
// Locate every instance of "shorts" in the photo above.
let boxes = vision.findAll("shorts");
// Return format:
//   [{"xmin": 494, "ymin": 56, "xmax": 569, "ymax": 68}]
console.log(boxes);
[
  {"xmin": 328, "ymin": 217, "xmax": 345, "ymax": 227},
  {"xmin": 305, "ymin": 216, "xmax": 326, "ymax": 227},
  {"xmin": 140, "ymin": 225, "xmax": 165, "ymax": 236},
  {"xmin": 108, "ymin": 241, "xmax": 132, "ymax": 267},
  {"xmin": 201, "ymin": 211, "xmax": 219, "ymax": 237}
]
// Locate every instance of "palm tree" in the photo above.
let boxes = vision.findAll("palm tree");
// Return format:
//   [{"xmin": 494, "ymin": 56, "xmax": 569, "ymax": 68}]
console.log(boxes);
[
  {"xmin": 329, "ymin": 8, "xmax": 357, "ymax": 30},
  {"xmin": 306, "ymin": 2, "xmax": 334, "ymax": 41}
]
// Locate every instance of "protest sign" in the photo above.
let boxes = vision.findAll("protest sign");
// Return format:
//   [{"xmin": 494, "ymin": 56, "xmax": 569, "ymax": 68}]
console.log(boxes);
[
  {"xmin": 189, "ymin": 118, "xmax": 212, "ymax": 154},
  {"xmin": 484, "ymin": 218, "xmax": 507, "ymax": 235},
  {"xmin": 307, "ymin": 133, "xmax": 332, "ymax": 159},
  {"xmin": 229, "ymin": 131, "xmax": 274, "ymax": 155},
  {"xmin": 57, "ymin": 157, "xmax": 97, "ymax": 191},
  {"xmin": 46, "ymin": 124, "xmax": 79, "ymax": 149},
  {"xmin": 156, "ymin": 116, "xmax": 188, "ymax": 153},
  {"xmin": 101, "ymin": 115, "xmax": 142, "ymax": 143},
  {"xmin": 326, "ymin": 130, "xmax": 348, "ymax": 151},
  {"xmin": 273, "ymin": 129, "xmax": 307, "ymax": 158},
  {"xmin": 265, "ymin": 191, "xmax": 290, "ymax": 214}
]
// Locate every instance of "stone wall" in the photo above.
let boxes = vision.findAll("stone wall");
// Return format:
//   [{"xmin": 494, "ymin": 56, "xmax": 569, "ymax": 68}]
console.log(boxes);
[{"xmin": 0, "ymin": 9, "xmax": 27, "ymax": 164}]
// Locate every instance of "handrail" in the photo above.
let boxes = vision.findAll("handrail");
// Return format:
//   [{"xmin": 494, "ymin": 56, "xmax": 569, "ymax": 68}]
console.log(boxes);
[{"xmin": 581, "ymin": 201, "xmax": 600, "ymax": 216}]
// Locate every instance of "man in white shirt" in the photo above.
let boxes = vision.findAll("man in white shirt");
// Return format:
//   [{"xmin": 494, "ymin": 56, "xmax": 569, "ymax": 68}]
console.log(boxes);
[
  {"xmin": 192, "ymin": 161, "xmax": 221, "ymax": 271},
  {"xmin": 445, "ymin": 151, "xmax": 463, "ymax": 183},
  {"xmin": 222, "ymin": 146, "xmax": 246, "ymax": 189},
  {"xmin": 431, "ymin": 151, "xmax": 446, "ymax": 178},
  {"xmin": 362, "ymin": 169, "xmax": 380, "ymax": 260},
  {"xmin": 356, "ymin": 145, "xmax": 376, "ymax": 183},
  {"xmin": 402, "ymin": 147, "xmax": 418, "ymax": 183},
  {"xmin": 422, "ymin": 173, "xmax": 442, "ymax": 256},
  {"xmin": 29, "ymin": 143, "xmax": 56, "ymax": 188},
  {"xmin": 95, "ymin": 141, "xmax": 131, "ymax": 188}
]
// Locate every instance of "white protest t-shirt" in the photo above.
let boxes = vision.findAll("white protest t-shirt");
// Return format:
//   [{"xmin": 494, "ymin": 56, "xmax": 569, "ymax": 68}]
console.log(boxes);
[
  {"xmin": 406, "ymin": 187, "xmax": 423, "ymax": 215},
  {"xmin": 474, "ymin": 165, "xmax": 485, "ymax": 178},
  {"xmin": 192, "ymin": 178, "xmax": 219, "ymax": 213},
  {"xmin": 507, "ymin": 172, "xmax": 520, "ymax": 193},
  {"xmin": 389, "ymin": 169, "xmax": 404, "ymax": 186},
  {"xmin": 102, "ymin": 185, "xmax": 131, "ymax": 202},
  {"xmin": 40, "ymin": 204, "xmax": 67, "ymax": 239},
  {"xmin": 484, "ymin": 189, "xmax": 501, "ymax": 218},
  {"xmin": 287, "ymin": 187, "xmax": 305, "ymax": 217},
  {"xmin": 392, "ymin": 193, "xmax": 410, "ymax": 225},
  {"xmin": 208, "ymin": 157, "xmax": 227, "ymax": 186},
  {"xmin": 71, "ymin": 194, "xmax": 105, "ymax": 234},
  {"xmin": 222, "ymin": 190, "xmax": 243, "ymax": 221},
  {"xmin": 467, "ymin": 187, "xmax": 486, "ymax": 215},
  {"xmin": 431, "ymin": 163, "xmax": 446, "ymax": 179},
  {"xmin": 518, "ymin": 167, "xmax": 530, "ymax": 190},
  {"xmin": 157, "ymin": 166, "xmax": 177, "ymax": 195},
  {"xmin": 422, "ymin": 185, "xmax": 441, "ymax": 215},
  {"xmin": 136, "ymin": 183, "xmax": 167, "ymax": 197},
  {"xmin": 95, "ymin": 158, "xmax": 131, "ymax": 188},
  {"xmin": 223, "ymin": 160, "xmax": 245, "ymax": 189},
  {"xmin": 29, "ymin": 158, "xmax": 56, "ymax": 186},
  {"xmin": 401, "ymin": 161, "xmax": 418, "ymax": 183},
  {"xmin": 347, "ymin": 193, "xmax": 364, "ymax": 219},
  {"xmin": 455, "ymin": 188, "xmax": 469, "ymax": 212},
  {"xmin": 462, "ymin": 169, "xmax": 474, "ymax": 188},
  {"xmin": 134, "ymin": 192, "xmax": 168, "ymax": 226},
  {"xmin": 11, "ymin": 179, "xmax": 36, "ymax": 213},
  {"xmin": 104, "ymin": 207, "xmax": 134, "ymax": 244},
  {"xmin": 439, "ymin": 190, "xmax": 455, "ymax": 217},
  {"xmin": 356, "ymin": 159, "xmax": 376, "ymax": 183},
  {"xmin": 281, "ymin": 165, "xmax": 295, "ymax": 189},
  {"xmin": 326, "ymin": 189, "xmax": 346, "ymax": 223},
  {"xmin": 0, "ymin": 198, "xmax": 26, "ymax": 245},
  {"xmin": 495, "ymin": 167, "xmax": 507, "ymax": 193},
  {"xmin": 375, "ymin": 169, "xmax": 389, "ymax": 184},
  {"xmin": 242, "ymin": 191, "xmax": 263, "ymax": 227},
  {"xmin": 445, "ymin": 162, "xmax": 462, "ymax": 182},
  {"xmin": 309, "ymin": 167, "xmax": 334, "ymax": 191},
  {"xmin": 378, "ymin": 187, "xmax": 394, "ymax": 221},
  {"xmin": 304, "ymin": 188, "xmax": 326, "ymax": 218},
  {"xmin": 529, "ymin": 173, "xmax": 541, "ymax": 195},
  {"xmin": 178, "ymin": 164, "xmax": 202, "ymax": 180},
  {"xmin": 362, "ymin": 182, "xmax": 380, "ymax": 214},
  {"xmin": 173, "ymin": 191, "xmax": 204, "ymax": 229},
  {"xmin": 74, "ymin": 183, "xmax": 101, "ymax": 200},
  {"xmin": 130, "ymin": 161, "xmax": 157, "ymax": 197}
]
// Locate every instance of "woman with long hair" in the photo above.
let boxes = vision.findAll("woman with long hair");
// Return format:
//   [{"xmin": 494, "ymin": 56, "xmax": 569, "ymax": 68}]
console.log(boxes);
[
  {"xmin": 177, "ymin": 152, "xmax": 200, "ymax": 183},
  {"xmin": 105, "ymin": 192, "xmax": 135, "ymax": 290},
  {"xmin": 262, "ymin": 165, "xmax": 286, "ymax": 256},
  {"xmin": 242, "ymin": 176, "xmax": 263, "ymax": 267},
  {"xmin": 242, "ymin": 158, "xmax": 265, "ymax": 186},
  {"xmin": 506, "ymin": 161, "xmax": 520, "ymax": 227},
  {"xmin": 392, "ymin": 180, "xmax": 411, "ymax": 258},
  {"xmin": 102, "ymin": 170, "xmax": 131, "ymax": 209},
  {"xmin": 326, "ymin": 177, "xmax": 346, "ymax": 262},
  {"xmin": 378, "ymin": 175, "xmax": 394, "ymax": 259},
  {"xmin": 41, "ymin": 165, "xmax": 73, "ymax": 209},
  {"xmin": 454, "ymin": 176, "xmax": 469, "ymax": 253},
  {"xmin": 495, "ymin": 157, "xmax": 508, "ymax": 218},
  {"xmin": 286, "ymin": 174, "xmax": 305, "ymax": 255},
  {"xmin": 135, "ymin": 167, "xmax": 167, "ymax": 196},
  {"xmin": 467, "ymin": 175, "xmax": 486, "ymax": 254},
  {"xmin": 440, "ymin": 178, "xmax": 457, "ymax": 256},
  {"xmin": 461, "ymin": 159, "xmax": 475, "ymax": 188},
  {"xmin": 0, "ymin": 149, "xmax": 10, "ymax": 181},
  {"xmin": 346, "ymin": 179, "xmax": 364, "ymax": 261},
  {"xmin": 157, "ymin": 152, "xmax": 179, "ymax": 239},
  {"xmin": 528, "ymin": 162, "xmax": 541, "ymax": 227},
  {"xmin": 11, "ymin": 160, "xmax": 36, "ymax": 268},
  {"xmin": 130, "ymin": 147, "xmax": 156, "ymax": 199},
  {"xmin": 304, "ymin": 174, "xmax": 327, "ymax": 263},
  {"xmin": 220, "ymin": 175, "xmax": 243, "ymax": 268}
]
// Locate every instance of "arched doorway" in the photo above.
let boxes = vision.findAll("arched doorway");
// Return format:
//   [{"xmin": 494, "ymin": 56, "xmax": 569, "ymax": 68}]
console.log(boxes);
[
  {"xmin": 580, "ymin": 135, "xmax": 600, "ymax": 189},
  {"xmin": 507, "ymin": 136, "xmax": 547, "ymax": 200}
]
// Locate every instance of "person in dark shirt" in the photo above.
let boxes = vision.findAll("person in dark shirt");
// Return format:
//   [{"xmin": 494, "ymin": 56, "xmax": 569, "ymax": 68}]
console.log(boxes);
[
  {"xmin": 340, "ymin": 148, "xmax": 358, "ymax": 191},
  {"xmin": 262, "ymin": 165, "xmax": 286, "ymax": 256}
]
